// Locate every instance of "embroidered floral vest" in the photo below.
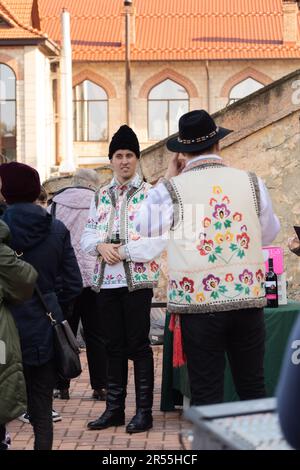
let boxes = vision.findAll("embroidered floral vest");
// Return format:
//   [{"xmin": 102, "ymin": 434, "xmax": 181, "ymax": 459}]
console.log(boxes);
[
  {"xmin": 163, "ymin": 164, "xmax": 266, "ymax": 314},
  {"xmin": 89, "ymin": 177, "xmax": 160, "ymax": 292}
]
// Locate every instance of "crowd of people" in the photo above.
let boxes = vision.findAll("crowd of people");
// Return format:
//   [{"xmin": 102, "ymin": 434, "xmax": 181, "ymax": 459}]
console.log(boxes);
[{"xmin": 3, "ymin": 107, "xmax": 300, "ymax": 451}]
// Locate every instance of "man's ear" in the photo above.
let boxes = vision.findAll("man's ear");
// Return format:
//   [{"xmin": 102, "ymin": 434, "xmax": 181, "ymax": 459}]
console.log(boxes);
[{"xmin": 178, "ymin": 153, "xmax": 188, "ymax": 163}]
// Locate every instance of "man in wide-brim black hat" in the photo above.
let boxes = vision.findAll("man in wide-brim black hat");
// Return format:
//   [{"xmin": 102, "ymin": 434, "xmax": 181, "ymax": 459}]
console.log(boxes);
[{"xmin": 134, "ymin": 109, "xmax": 280, "ymax": 406}]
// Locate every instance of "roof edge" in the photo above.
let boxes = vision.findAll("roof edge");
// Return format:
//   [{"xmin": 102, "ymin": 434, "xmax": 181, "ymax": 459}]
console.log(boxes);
[{"xmin": 0, "ymin": 0, "xmax": 59, "ymax": 50}]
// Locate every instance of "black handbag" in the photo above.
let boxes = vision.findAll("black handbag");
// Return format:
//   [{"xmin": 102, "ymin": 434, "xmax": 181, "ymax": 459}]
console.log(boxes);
[{"xmin": 35, "ymin": 286, "xmax": 82, "ymax": 379}]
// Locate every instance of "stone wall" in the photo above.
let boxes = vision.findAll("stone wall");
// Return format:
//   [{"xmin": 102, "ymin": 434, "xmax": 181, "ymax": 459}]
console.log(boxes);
[{"xmin": 139, "ymin": 69, "xmax": 300, "ymax": 298}]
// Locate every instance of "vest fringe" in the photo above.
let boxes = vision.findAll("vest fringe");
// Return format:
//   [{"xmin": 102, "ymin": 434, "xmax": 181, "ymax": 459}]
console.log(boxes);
[{"xmin": 168, "ymin": 297, "xmax": 267, "ymax": 314}]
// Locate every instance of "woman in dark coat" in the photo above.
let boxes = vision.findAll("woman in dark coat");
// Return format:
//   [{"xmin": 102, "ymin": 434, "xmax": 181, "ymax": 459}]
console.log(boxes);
[{"xmin": 0, "ymin": 162, "xmax": 82, "ymax": 450}]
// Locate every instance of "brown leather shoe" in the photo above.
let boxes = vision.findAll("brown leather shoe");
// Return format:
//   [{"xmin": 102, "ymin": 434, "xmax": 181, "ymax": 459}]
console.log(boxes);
[{"xmin": 92, "ymin": 388, "xmax": 107, "ymax": 401}]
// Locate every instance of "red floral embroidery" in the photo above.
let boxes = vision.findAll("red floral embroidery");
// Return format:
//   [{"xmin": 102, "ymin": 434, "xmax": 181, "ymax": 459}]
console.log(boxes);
[
  {"xmin": 179, "ymin": 277, "xmax": 195, "ymax": 293},
  {"xmin": 202, "ymin": 217, "xmax": 211, "ymax": 228},
  {"xmin": 150, "ymin": 261, "xmax": 159, "ymax": 273},
  {"xmin": 236, "ymin": 232, "xmax": 250, "ymax": 249},
  {"xmin": 130, "ymin": 234, "xmax": 140, "ymax": 241},
  {"xmin": 233, "ymin": 212, "xmax": 243, "ymax": 222},
  {"xmin": 196, "ymin": 239, "xmax": 214, "ymax": 256},
  {"xmin": 225, "ymin": 273, "xmax": 234, "ymax": 282},
  {"xmin": 256, "ymin": 269, "xmax": 264, "ymax": 283}
]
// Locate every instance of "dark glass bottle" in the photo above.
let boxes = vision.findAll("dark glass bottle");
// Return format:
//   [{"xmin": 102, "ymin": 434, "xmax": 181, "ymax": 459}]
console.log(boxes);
[
  {"xmin": 111, "ymin": 232, "xmax": 120, "ymax": 244},
  {"xmin": 265, "ymin": 258, "xmax": 278, "ymax": 308}
]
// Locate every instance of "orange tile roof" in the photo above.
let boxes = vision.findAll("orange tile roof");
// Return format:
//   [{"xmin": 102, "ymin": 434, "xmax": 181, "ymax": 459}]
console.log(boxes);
[
  {"xmin": 0, "ymin": 0, "xmax": 56, "ymax": 42},
  {"xmin": 39, "ymin": 0, "xmax": 300, "ymax": 61},
  {"xmin": 2, "ymin": 0, "xmax": 33, "ymax": 25}
]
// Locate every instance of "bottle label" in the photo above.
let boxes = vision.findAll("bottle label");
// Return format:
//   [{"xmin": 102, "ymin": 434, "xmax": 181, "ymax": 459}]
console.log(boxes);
[{"xmin": 265, "ymin": 281, "xmax": 277, "ymax": 300}]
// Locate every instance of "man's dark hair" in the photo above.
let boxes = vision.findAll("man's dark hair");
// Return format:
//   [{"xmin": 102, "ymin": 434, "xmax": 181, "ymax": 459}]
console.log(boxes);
[
  {"xmin": 184, "ymin": 143, "xmax": 216, "ymax": 157},
  {"xmin": 37, "ymin": 186, "xmax": 48, "ymax": 204}
]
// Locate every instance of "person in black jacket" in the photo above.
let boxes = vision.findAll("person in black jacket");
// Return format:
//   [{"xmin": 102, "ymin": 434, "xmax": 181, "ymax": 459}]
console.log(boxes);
[
  {"xmin": 0, "ymin": 162, "xmax": 82, "ymax": 450},
  {"xmin": 277, "ymin": 314, "xmax": 300, "ymax": 449},
  {"xmin": 276, "ymin": 235, "xmax": 300, "ymax": 449}
]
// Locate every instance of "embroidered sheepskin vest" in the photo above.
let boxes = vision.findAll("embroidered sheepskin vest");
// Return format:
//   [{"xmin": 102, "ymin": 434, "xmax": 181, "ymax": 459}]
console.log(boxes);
[
  {"xmin": 90, "ymin": 178, "xmax": 160, "ymax": 292},
  {"xmin": 163, "ymin": 164, "xmax": 266, "ymax": 314}
]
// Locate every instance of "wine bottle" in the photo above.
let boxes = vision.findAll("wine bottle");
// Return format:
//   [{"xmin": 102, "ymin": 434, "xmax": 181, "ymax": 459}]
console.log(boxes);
[
  {"xmin": 265, "ymin": 258, "xmax": 278, "ymax": 308},
  {"xmin": 111, "ymin": 232, "xmax": 120, "ymax": 244}
]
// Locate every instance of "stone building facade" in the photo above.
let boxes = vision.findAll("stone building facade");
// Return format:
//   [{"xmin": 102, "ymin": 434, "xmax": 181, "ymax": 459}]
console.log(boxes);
[
  {"xmin": 1, "ymin": 0, "xmax": 300, "ymax": 185},
  {"xmin": 0, "ymin": 0, "xmax": 59, "ymax": 180},
  {"xmin": 39, "ymin": 0, "xmax": 300, "ymax": 171}
]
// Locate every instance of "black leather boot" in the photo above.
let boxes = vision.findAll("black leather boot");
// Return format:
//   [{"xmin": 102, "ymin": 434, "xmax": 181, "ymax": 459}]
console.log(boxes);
[
  {"xmin": 92, "ymin": 388, "xmax": 107, "ymax": 401},
  {"xmin": 87, "ymin": 408, "xmax": 125, "ymax": 430},
  {"xmin": 126, "ymin": 355, "xmax": 154, "ymax": 434},
  {"xmin": 88, "ymin": 359, "xmax": 128, "ymax": 430}
]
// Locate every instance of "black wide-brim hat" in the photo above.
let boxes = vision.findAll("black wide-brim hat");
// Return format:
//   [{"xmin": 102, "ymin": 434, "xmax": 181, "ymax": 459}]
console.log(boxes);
[{"xmin": 167, "ymin": 109, "xmax": 233, "ymax": 153}]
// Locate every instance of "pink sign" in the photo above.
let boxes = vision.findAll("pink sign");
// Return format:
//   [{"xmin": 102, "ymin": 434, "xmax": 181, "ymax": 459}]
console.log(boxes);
[{"xmin": 263, "ymin": 246, "xmax": 284, "ymax": 274}]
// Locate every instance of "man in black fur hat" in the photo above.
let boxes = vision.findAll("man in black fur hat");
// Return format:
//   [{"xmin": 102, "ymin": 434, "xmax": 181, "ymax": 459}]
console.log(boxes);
[{"xmin": 81, "ymin": 125, "xmax": 165, "ymax": 433}]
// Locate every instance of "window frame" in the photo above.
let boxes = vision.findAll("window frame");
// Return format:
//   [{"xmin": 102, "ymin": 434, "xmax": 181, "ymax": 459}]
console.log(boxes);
[
  {"xmin": 147, "ymin": 79, "xmax": 189, "ymax": 141},
  {"xmin": 227, "ymin": 77, "xmax": 264, "ymax": 106},
  {"xmin": 73, "ymin": 80, "xmax": 109, "ymax": 143},
  {"xmin": 0, "ymin": 63, "xmax": 16, "ymax": 161}
]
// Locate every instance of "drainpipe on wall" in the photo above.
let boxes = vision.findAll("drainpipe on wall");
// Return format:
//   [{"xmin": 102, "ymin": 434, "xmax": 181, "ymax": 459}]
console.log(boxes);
[
  {"xmin": 205, "ymin": 60, "xmax": 210, "ymax": 113},
  {"xmin": 52, "ymin": 62, "xmax": 59, "ymax": 167},
  {"xmin": 59, "ymin": 9, "xmax": 76, "ymax": 173},
  {"xmin": 124, "ymin": 0, "xmax": 132, "ymax": 126}
]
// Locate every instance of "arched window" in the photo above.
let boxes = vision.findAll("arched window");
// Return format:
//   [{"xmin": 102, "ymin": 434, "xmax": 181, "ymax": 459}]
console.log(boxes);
[
  {"xmin": 0, "ymin": 64, "xmax": 16, "ymax": 160},
  {"xmin": 73, "ymin": 80, "xmax": 108, "ymax": 141},
  {"xmin": 148, "ymin": 79, "xmax": 189, "ymax": 140},
  {"xmin": 228, "ymin": 78, "xmax": 264, "ymax": 105}
]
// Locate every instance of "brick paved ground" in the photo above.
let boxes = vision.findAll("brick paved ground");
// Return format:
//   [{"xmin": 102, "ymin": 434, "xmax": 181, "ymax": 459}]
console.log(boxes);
[{"xmin": 7, "ymin": 346, "xmax": 192, "ymax": 450}]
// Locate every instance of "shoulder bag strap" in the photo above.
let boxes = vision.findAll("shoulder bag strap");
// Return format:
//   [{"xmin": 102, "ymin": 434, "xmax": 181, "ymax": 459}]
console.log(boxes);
[{"xmin": 34, "ymin": 285, "xmax": 57, "ymax": 325}]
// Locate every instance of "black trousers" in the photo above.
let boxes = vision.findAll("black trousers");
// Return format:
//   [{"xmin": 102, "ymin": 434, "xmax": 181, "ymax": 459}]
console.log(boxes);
[
  {"xmin": 23, "ymin": 360, "xmax": 57, "ymax": 450},
  {"xmin": 96, "ymin": 287, "xmax": 154, "ymax": 412},
  {"xmin": 180, "ymin": 307, "xmax": 266, "ymax": 406},
  {"xmin": 97, "ymin": 288, "xmax": 153, "ymax": 362},
  {"xmin": 58, "ymin": 287, "xmax": 107, "ymax": 390}
]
